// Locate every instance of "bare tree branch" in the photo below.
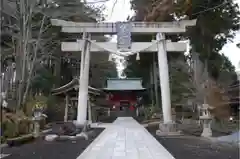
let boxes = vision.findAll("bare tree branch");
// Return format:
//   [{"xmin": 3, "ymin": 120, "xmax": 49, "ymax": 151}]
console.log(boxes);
[{"xmin": 22, "ymin": 15, "xmax": 46, "ymax": 106}]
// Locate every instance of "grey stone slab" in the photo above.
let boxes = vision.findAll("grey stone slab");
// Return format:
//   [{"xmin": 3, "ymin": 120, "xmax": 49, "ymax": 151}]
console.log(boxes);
[{"xmin": 0, "ymin": 154, "xmax": 10, "ymax": 159}]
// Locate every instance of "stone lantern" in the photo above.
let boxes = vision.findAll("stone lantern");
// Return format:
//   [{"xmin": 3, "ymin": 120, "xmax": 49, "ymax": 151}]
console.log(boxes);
[
  {"xmin": 32, "ymin": 106, "xmax": 47, "ymax": 137},
  {"xmin": 199, "ymin": 104, "xmax": 214, "ymax": 137}
]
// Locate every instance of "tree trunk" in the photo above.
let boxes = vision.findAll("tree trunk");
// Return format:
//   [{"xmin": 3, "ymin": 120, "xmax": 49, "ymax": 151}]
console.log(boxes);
[
  {"xmin": 153, "ymin": 55, "xmax": 160, "ymax": 107},
  {"xmin": 0, "ymin": 47, "xmax": 2, "ymax": 106},
  {"xmin": 53, "ymin": 50, "xmax": 61, "ymax": 88},
  {"xmin": 17, "ymin": 0, "xmax": 27, "ymax": 108},
  {"xmin": 150, "ymin": 64, "xmax": 155, "ymax": 105},
  {"xmin": 22, "ymin": 15, "xmax": 46, "ymax": 107}
]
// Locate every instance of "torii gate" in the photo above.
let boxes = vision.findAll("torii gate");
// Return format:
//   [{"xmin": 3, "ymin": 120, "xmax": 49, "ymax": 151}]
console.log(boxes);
[{"xmin": 51, "ymin": 19, "xmax": 196, "ymax": 133}]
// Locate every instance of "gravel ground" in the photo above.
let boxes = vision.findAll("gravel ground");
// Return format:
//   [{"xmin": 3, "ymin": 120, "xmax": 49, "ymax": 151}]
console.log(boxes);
[
  {"xmin": 0, "ymin": 116, "xmax": 115, "ymax": 159},
  {"xmin": 1, "ymin": 128, "xmax": 104, "ymax": 159},
  {"xmin": 3, "ymin": 116, "xmax": 238, "ymax": 159},
  {"xmin": 147, "ymin": 125, "xmax": 239, "ymax": 159}
]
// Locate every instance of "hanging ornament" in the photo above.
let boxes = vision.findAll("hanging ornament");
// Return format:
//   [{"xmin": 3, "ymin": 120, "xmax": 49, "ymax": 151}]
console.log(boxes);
[
  {"xmin": 108, "ymin": 54, "xmax": 113, "ymax": 61},
  {"xmin": 136, "ymin": 53, "xmax": 140, "ymax": 60}
]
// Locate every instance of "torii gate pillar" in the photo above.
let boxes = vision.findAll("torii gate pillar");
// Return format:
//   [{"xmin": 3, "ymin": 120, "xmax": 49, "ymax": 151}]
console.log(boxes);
[
  {"xmin": 156, "ymin": 33, "xmax": 179, "ymax": 135},
  {"xmin": 76, "ymin": 34, "xmax": 91, "ymax": 126},
  {"xmin": 156, "ymin": 33, "xmax": 172, "ymax": 123}
]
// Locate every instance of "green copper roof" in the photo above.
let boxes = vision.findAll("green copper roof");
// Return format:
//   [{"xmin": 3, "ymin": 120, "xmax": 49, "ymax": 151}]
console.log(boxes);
[{"xmin": 103, "ymin": 78, "xmax": 146, "ymax": 91}]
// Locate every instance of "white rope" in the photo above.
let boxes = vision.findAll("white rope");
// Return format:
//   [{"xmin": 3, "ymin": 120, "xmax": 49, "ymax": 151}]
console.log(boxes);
[
  {"xmin": 86, "ymin": 39, "xmax": 127, "ymax": 57},
  {"xmin": 122, "ymin": 39, "xmax": 164, "ymax": 56},
  {"xmin": 85, "ymin": 38, "xmax": 165, "ymax": 57}
]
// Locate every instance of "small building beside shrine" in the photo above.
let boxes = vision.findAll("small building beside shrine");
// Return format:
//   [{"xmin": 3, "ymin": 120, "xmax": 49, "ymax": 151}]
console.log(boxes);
[{"xmin": 51, "ymin": 78, "xmax": 104, "ymax": 122}]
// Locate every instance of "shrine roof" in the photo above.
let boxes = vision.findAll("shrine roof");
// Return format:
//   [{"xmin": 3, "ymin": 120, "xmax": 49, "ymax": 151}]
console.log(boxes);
[
  {"xmin": 51, "ymin": 78, "xmax": 102, "ymax": 96},
  {"xmin": 102, "ymin": 78, "xmax": 146, "ymax": 91}
]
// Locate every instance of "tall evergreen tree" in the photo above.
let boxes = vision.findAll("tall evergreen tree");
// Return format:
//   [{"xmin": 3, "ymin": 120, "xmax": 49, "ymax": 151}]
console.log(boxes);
[{"xmin": 126, "ymin": 0, "xmax": 239, "ymax": 108}]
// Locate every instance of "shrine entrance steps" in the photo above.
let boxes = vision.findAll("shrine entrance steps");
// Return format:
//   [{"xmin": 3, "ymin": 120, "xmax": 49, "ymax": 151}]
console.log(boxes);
[{"xmin": 79, "ymin": 117, "xmax": 175, "ymax": 159}]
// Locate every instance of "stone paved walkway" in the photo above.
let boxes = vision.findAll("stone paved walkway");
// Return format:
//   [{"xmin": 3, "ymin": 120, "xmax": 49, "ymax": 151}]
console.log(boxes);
[
  {"xmin": 77, "ymin": 117, "xmax": 175, "ymax": 159},
  {"xmin": 0, "ymin": 154, "xmax": 10, "ymax": 159}
]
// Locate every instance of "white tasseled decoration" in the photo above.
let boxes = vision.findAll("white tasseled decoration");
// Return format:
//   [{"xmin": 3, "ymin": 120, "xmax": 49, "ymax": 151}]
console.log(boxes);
[
  {"xmin": 108, "ymin": 54, "xmax": 113, "ymax": 61},
  {"xmin": 136, "ymin": 53, "xmax": 140, "ymax": 60}
]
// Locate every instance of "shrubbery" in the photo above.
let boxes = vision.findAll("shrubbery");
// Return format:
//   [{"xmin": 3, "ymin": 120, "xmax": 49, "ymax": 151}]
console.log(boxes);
[
  {"xmin": 1, "ymin": 95, "xmax": 48, "ymax": 143},
  {"xmin": 1, "ymin": 110, "xmax": 32, "ymax": 142}
]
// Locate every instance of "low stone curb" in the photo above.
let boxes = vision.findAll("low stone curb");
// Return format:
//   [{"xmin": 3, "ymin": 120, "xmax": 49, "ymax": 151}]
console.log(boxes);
[
  {"xmin": 45, "ymin": 130, "xmax": 96, "ymax": 142},
  {"xmin": 142, "ymin": 121, "xmax": 237, "ymax": 138},
  {"xmin": 0, "ymin": 143, "xmax": 8, "ymax": 149},
  {"xmin": 41, "ymin": 129, "xmax": 52, "ymax": 134},
  {"xmin": 142, "ymin": 121, "xmax": 160, "ymax": 127}
]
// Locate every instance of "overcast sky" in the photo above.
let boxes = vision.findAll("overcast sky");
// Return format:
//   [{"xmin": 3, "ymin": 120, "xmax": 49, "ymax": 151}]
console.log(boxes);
[{"xmin": 100, "ymin": 0, "xmax": 240, "ymax": 70}]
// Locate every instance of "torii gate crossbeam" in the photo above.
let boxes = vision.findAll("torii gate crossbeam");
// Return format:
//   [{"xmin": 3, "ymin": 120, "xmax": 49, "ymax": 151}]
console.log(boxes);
[
  {"xmin": 51, "ymin": 19, "xmax": 196, "ymax": 34},
  {"xmin": 61, "ymin": 41, "xmax": 187, "ymax": 52}
]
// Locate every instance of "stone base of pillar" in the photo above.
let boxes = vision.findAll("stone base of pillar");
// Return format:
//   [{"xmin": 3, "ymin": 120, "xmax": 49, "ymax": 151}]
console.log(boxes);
[
  {"xmin": 201, "ymin": 127, "xmax": 212, "ymax": 137},
  {"xmin": 33, "ymin": 122, "xmax": 40, "ymax": 138},
  {"xmin": 73, "ymin": 120, "xmax": 91, "ymax": 132},
  {"xmin": 201, "ymin": 119, "xmax": 212, "ymax": 137},
  {"xmin": 156, "ymin": 122, "xmax": 182, "ymax": 136}
]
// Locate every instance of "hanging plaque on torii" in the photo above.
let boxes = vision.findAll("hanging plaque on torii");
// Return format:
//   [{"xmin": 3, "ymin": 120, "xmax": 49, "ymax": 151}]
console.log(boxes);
[{"xmin": 116, "ymin": 22, "xmax": 132, "ymax": 52}]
